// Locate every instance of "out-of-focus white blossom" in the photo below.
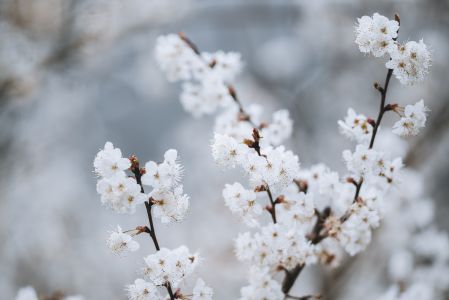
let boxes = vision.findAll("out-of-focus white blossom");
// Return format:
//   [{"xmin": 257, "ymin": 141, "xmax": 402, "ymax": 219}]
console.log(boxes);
[
  {"xmin": 192, "ymin": 278, "xmax": 214, "ymax": 300},
  {"xmin": 239, "ymin": 267, "xmax": 284, "ymax": 300},
  {"xmin": 154, "ymin": 34, "xmax": 204, "ymax": 82}
]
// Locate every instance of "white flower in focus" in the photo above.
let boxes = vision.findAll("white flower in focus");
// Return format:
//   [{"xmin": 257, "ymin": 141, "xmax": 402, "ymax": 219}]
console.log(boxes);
[
  {"xmin": 223, "ymin": 182, "xmax": 262, "ymax": 227},
  {"xmin": 393, "ymin": 100, "xmax": 429, "ymax": 137},
  {"xmin": 192, "ymin": 278, "xmax": 214, "ymax": 300},
  {"xmin": 126, "ymin": 279, "xmax": 161, "ymax": 300},
  {"xmin": 235, "ymin": 223, "xmax": 317, "ymax": 270},
  {"xmin": 239, "ymin": 267, "xmax": 284, "ymax": 300},
  {"xmin": 15, "ymin": 287, "xmax": 38, "ymax": 300},
  {"xmin": 97, "ymin": 177, "xmax": 146, "ymax": 214},
  {"xmin": 343, "ymin": 144, "xmax": 383, "ymax": 179},
  {"xmin": 106, "ymin": 226, "xmax": 140, "ymax": 255},
  {"xmin": 150, "ymin": 185, "xmax": 189, "ymax": 223},
  {"xmin": 142, "ymin": 149, "xmax": 183, "ymax": 190},
  {"xmin": 94, "ymin": 142, "xmax": 131, "ymax": 178},
  {"xmin": 338, "ymin": 108, "xmax": 373, "ymax": 144},
  {"xmin": 143, "ymin": 246, "xmax": 200, "ymax": 288},
  {"xmin": 355, "ymin": 13, "xmax": 399, "ymax": 57},
  {"xmin": 211, "ymin": 133, "xmax": 249, "ymax": 168},
  {"xmin": 386, "ymin": 40, "xmax": 431, "ymax": 85}
]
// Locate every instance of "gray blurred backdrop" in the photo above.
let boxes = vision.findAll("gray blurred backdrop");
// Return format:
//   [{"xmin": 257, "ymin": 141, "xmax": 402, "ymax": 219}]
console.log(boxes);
[{"xmin": 0, "ymin": 0, "xmax": 448, "ymax": 299}]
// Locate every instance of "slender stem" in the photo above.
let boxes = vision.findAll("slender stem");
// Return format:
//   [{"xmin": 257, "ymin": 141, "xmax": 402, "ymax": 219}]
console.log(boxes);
[
  {"xmin": 131, "ymin": 165, "xmax": 175, "ymax": 300},
  {"xmin": 369, "ymin": 68, "xmax": 394, "ymax": 149},
  {"xmin": 266, "ymin": 187, "xmax": 277, "ymax": 223}
]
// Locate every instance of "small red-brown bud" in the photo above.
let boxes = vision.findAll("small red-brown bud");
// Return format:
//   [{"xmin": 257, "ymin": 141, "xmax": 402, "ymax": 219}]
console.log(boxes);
[
  {"xmin": 129, "ymin": 155, "xmax": 139, "ymax": 169},
  {"xmin": 275, "ymin": 195, "xmax": 285, "ymax": 204},
  {"xmin": 228, "ymin": 85, "xmax": 237, "ymax": 100},
  {"xmin": 139, "ymin": 168, "xmax": 146, "ymax": 175},
  {"xmin": 367, "ymin": 118, "xmax": 376, "ymax": 127},
  {"xmin": 254, "ymin": 185, "xmax": 267, "ymax": 192},
  {"xmin": 346, "ymin": 177, "xmax": 356, "ymax": 185},
  {"xmin": 384, "ymin": 103, "xmax": 399, "ymax": 112},
  {"xmin": 293, "ymin": 179, "xmax": 308, "ymax": 193},
  {"xmin": 243, "ymin": 139, "xmax": 255, "ymax": 148},
  {"xmin": 265, "ymin": 205, "xmax": 273, "ymax": 213},
  {"xmin": 252, "ymin": 128, "xmax": 261, "ymax": 142},
  {"xmin": 238, "ymin": 112, "xmax": 250, "ymax": 121},
  {"xmin": 259, "ymin": 122, "xmax": 269, "ymax": 129},
  {"xmin": 209, "ymin": 59, "xmax": 217, "ymax": 68}
]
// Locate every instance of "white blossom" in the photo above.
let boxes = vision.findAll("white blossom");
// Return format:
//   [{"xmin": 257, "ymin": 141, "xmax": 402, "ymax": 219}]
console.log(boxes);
[
  {"xmin": 15, "ymin": 287, "xmax": 38, "ymax": 300},
  {"xmin": 141, "ymin": 149, "xmax": 183, "ymax": 190},
  {"xmin": 154, "ymin": 34, "xmax": 204, "ymax": 82},
  {"xmin": 192, "ymin": 278, "xmax": 214, "ymax": 300},
  {"xmin": 211, "ymin": 133, "xmax": 248, "ymax": 168},
  {"xmin": 338, "ymin": 108, "xmax": 373, "ymax": 144},
  {"xmin": 393, "ymin": 100, "xmax": 429, "ymax": 136},
  {"xmin": 94, "ymin": 142, "xmax": 131, "ymax": 178},
  {"xmin": 260, "ymin": 109, "xmax": 293, "ymax": 146},
  {"xmin": 239, "ymin": 267, "xmax": 284, "ymax": 300},
  {"xmin": 386, "ymin": 40, "xmax": 431, "ymax": 85},
  {"xmin": 355, "ymin": 13, "xmax": 399, "ymax": 57},
  {"xmin": 143, "ymin": 246, "xmax": 200, "ymax": 288},
  {"xmin": 106, "ymin": 226, "xmax": 140, "ymax": 255},
  {"xmin": 223, "ymin": 182, "xmax": 262, "ymax": 227},
  {"xmin": 201, "ymin": 51, "xmax": 242, "ymax": 82},
  {"xmin": 150, "ymin": 185, "xmax": 189, "ymax": 223},
  {"xmin": 126, "ymin": 279, "xmax": 161, "ymax": 300}
]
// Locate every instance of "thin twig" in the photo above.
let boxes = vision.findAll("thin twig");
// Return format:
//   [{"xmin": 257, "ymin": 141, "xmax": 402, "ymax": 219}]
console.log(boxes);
[{"xmin": 131, "ymin": 162, "xmax": 175, "ymax": 300}]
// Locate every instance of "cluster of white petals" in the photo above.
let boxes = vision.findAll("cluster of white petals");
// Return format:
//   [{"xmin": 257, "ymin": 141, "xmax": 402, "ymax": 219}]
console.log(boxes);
[
  {"xmin": 386, "ymin": 41, "xmax": 432, "ymax": 86},
  {"xmin": 338, "ymin": 108, "xmax": 373, "ymax": 144},
  {"xmin": 143, "ymin": 246, "xmax": 200, "ymax": 288},
  {"xmin": 392, "ymin": 100, "xmax": 429, "ymax": 136},
  {"xmin": 95, "ymin": 142, "xmax": 146, "ymax": 213},
  {"xmin": 235, "ymin": 223, "xmax": 317, "ymax": 270},
  {"xmin": 142, "ymin": 149, "xmax": 189, "ymax": 223},
  {"xmin": 94, "ymin": 144, "xmax": 212, "ymax": 299},
  {"xmin": 106, "ymin": 226, "xmax": 140, "ymax": 256},
  {"xmin": 15, "ymin": 286, "xmax": 84, "ymax": 300},
  {"xmin": 355, "ymin": 13, "xmax": 399, "ymax": 57},
  {"xmin": 156, "ymin": 34, "xmax": 293, "ymax": 147},
  {"xmin": 239, "ymin": 267, "xmax": 284, "ymax": 300},
  {"xmin": 356, "ymin": 13, "xmax": 431, "ymax": 85}
]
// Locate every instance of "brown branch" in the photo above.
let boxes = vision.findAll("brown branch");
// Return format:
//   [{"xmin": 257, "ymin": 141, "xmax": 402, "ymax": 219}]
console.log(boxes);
[{"xmin": 130, "ymin": 158, "xmax": 175, "ymax": 300}]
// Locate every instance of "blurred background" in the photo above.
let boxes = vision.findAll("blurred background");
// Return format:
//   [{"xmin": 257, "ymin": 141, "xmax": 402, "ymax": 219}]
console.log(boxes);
[{"xmin": 0, "ymin": 0, "xmax": 448, "ymax": 299}]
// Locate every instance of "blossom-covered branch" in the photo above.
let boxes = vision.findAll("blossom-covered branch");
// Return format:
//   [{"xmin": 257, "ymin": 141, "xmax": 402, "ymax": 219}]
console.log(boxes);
[{"xmin": 94, "ymin": 143, "xmax": 212, "ymax": 300}]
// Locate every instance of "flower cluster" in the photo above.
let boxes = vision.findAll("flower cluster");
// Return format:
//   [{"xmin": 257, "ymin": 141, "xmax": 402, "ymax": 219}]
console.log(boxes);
[
  {"xmin": 355, "ymin": 13, "xmax": 431, "ymax": 85},
  {"xmin": 156, "ymin": 12, "xmax": 436, "ymax": 300},
  {"xmin": 142, "ymin": 246, "xmax": 200, "ymax": 288},
  {"xmin": 15, "ymin": 287, "xmax": 84, "ymax": 300},
  {"xmin": 392, "ymin": 99, "xmax": 429, "ymax": 137},
  {"xmin": 338, "ymin": 108, "xmax": 373, "ymax": 144},
  {"xmin": 94, "ymin": 143, "xmax": 212, "ymax": 300},
  {"xmin": 155, "ymin": 33, "xmax": 293, "ymax": 146}
]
